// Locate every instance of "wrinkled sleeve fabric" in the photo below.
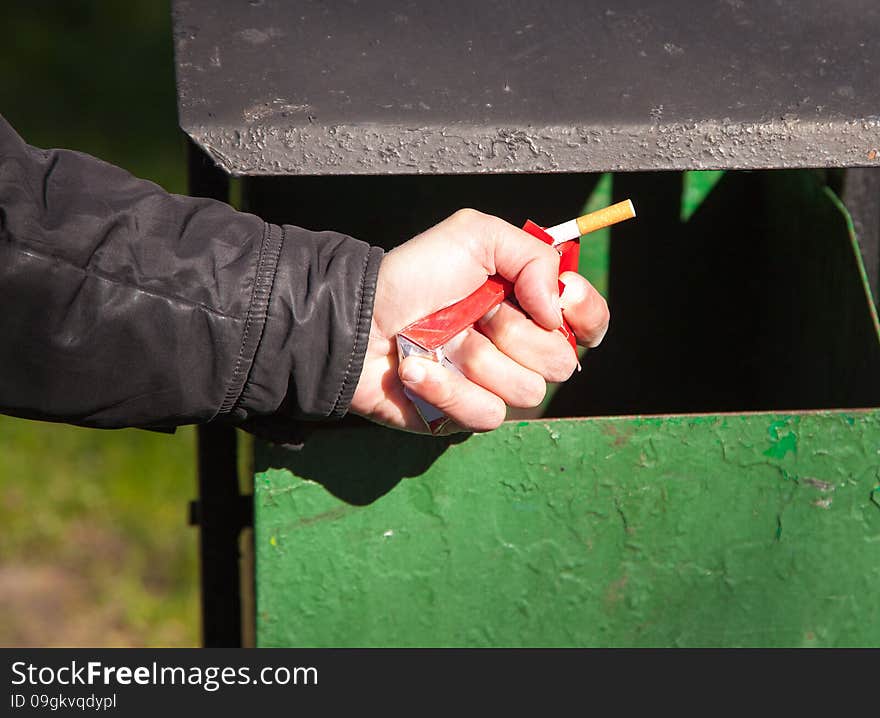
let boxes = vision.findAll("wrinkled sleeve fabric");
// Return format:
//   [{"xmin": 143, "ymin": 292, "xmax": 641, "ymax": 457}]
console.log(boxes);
[{"xmin": 0, "ymin": 114, "xmax": 383, "ymax": 430}]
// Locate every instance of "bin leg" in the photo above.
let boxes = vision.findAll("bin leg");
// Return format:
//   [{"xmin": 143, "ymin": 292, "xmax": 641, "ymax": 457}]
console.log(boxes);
[
  {"xmin": 186, "ymin": 139, "xmax": 243, "ymax": 647},
  {"xmin": 194, "ymin": 423, "xmax": 242, "ymax": 647}
]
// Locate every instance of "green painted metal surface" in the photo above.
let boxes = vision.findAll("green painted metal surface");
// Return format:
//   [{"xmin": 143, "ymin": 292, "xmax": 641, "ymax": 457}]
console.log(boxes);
[
  {"xmin": 255, "ymin": 410, "xmax": 880, "ymax": 647},
  {"xmin": 253, "ymin": 169, "xmax": 880, "ymax": 646}
]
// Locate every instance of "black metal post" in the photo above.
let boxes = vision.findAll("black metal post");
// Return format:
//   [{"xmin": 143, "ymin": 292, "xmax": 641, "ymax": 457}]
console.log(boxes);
[{"xmin": 186, "ymin": 138, "xmax": 243, "ymax": 647}]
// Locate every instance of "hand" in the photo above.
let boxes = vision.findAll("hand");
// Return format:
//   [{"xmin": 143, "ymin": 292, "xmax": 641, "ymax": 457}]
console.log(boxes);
[{"xmin": 350, "ymin": 209, "xmax": 610, "ymax": 433}]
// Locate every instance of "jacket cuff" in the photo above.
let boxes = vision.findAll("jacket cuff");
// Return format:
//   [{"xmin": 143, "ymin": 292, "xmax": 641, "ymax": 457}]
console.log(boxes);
[
  {"xmin": 330, "ymin": 240, "xmax": 384, "ymax": 419},
  {"xmin": 231, "ymin": 223, "xmax": 383, "ymax": 422}
]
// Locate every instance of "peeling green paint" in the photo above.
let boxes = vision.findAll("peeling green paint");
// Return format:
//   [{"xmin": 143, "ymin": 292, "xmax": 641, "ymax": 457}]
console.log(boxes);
[
  {"xmin": 255, "ymin": 410, "xmax": 880, "ymax": 647},
  {"xmin": 764, "ymin": 432, "xmax": 797, "ymax": 459},
  {"xmin": 764, "ymin": 419, "xmax": 798, "ymax": 460}
]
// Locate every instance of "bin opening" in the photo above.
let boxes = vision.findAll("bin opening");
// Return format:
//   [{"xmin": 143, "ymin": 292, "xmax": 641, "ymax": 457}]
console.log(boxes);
[{"xmin": 241, "ymin": 169, "xmax": 880, "ymax": 422}]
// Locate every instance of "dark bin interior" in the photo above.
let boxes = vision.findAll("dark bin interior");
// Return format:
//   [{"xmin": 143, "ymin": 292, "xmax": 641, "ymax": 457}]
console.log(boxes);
[
  {"xmin": 177, "ymin": 0, "xmax": 880, "ymax": 421},
  {"xmin": 241, "ymin": 169, "xmax": 880, "ymax": 420}
]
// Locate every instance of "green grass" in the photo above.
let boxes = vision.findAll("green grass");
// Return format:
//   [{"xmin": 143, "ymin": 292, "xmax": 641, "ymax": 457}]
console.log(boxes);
[
  {"xmin": 0, "ymin": 418, "xmax": 199, "ymax": 646},
  {"xmin": 0, "ymin": 0, "xmax": 199, "ymax": 646}
]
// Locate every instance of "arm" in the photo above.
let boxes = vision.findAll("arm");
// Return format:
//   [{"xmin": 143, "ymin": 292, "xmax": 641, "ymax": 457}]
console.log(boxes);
[
  {"xmin": 0, "ymin": 114, "xmax": 381, "ymax": 430},
  {"xmin": 0, "ymin": 113, "xmax": 610, "ymax": 436}
]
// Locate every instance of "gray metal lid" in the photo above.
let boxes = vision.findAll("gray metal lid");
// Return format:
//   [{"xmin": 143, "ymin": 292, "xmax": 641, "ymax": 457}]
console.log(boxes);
[{"xmin": 173, "ymin": 0, "xmax": 880, "ymax": 175}]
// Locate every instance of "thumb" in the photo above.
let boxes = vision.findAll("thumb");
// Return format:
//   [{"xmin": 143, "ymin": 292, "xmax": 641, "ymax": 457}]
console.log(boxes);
[{"xmin": 469, "ymin": 212, "xmax": 563, "ymax": 331}]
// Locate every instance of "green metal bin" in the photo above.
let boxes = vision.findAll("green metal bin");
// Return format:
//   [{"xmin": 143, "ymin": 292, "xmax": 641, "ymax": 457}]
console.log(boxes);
[
  {"xmin": 252, "ymin": 171, "xmax": 880, "ymax": 647},
  {"xmin": 174, "ymin": 0, "xmax": 880, "ymax": 646}
]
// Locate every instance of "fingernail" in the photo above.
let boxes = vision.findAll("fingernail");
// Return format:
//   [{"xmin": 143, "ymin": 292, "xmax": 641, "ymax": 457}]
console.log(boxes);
[
  {"xmin": 559, "ymin": 276, "xmax": 587, "ymax": 307},
  {"xmin": 401, "ymin": 359, "xmax": 427, "ymax": 383}
]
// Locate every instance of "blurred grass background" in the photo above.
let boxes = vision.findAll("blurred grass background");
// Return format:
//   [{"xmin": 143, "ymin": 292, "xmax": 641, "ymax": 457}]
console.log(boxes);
[{"xmin": 0, "ymin": 0, "xmax": 199, "ymax": 646}]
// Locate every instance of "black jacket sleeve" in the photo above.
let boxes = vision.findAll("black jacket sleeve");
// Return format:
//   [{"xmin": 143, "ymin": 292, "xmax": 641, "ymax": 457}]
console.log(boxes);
[{"xmin": 0, "ymin": 114, "xmax": 383, "ymax": 430}]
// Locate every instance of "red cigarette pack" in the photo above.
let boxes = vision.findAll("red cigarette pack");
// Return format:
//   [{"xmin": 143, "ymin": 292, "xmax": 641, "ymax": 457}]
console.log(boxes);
[{"xmin": 397, "ymin": 219, "xmax": 580, "ymax": 433}]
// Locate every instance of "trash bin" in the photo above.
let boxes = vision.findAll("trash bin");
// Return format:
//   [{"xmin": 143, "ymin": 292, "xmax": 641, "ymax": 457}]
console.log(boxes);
[{"xmin": 175, "ymin": 0, "xmax": 880, "ymax": 646}]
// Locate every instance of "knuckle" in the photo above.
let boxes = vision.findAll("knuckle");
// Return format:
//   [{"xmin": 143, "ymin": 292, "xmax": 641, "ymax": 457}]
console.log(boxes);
[
  {"xmin": 465, "ymin": 396, "xmax": 507, "ymax": 433},
  {"xmin": 451, "ymin": 207, "xmax": 482, "ymax": 225},
  {"xmin": 519, "ymin": 375, "xmax": 547, "ymax": 408},
  {"xmin": 582, "ymin": 298, "xmax": 611, "ymax": 337},
  {"xmin": 546, "ymin": 362, "xmax": 576, "ymax": 384},
  {"xmin": 460, "ymin": 338, "xmax": 494, "ymax": 375},
  {"xmin": 597, "ymin": 297, "xmax": 611, "ymax": 326},
  {"xmin": 545, "ymin": 343, "xmax": 578, "ymax": 382},
  {"xmin": 543, "ymin": 242, "xmax": 561, "ymax": 260},
  {"xmin": 490, "ymin": 313, "xmax": 522, "ymax": 348},
  {"xmin": 535, "ymin": 242, "xmax": 560, "ymax": 266},
  {"xmin": 482, "ymin": 401, "xmax": 507, "ymax": 431},
  {"xmin": 430, "ymin": 373, "xmax": 458, "ymax": 410}
]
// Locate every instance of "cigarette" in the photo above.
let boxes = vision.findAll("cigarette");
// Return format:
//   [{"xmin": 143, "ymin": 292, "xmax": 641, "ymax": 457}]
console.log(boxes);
[{"xmin": 544, "ymin": 199, "xmax": 636, "ymax": 246}]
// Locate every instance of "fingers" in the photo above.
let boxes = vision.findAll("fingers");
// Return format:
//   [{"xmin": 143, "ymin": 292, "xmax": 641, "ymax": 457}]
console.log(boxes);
[
  {"xmin": 559, "ymin": 272, "xmax": 610, "ymax": 347},
  {"xmin": 454, "ymin": 209, "xmax": 563, "ymax": 331},
  {"xmin": 391, "ymin": 274, "xmax": 609, "ymax": 435},
  {"xmin": 443, "ymin": 328, "xmax": 547, "ymax": 409},
  {"xmin": 399, "ymin": 356, "xmax": 507, "ymax": 432},
  {"xmin": 477, "ymin": 301, "xmax": 579, "ymax": 382}
]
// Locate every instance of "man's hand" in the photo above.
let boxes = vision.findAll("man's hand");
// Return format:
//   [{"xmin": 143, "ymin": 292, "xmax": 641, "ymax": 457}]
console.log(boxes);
[{"xmin": 350, "ymin": 209, "xmax": 610, "ymax": 433}]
